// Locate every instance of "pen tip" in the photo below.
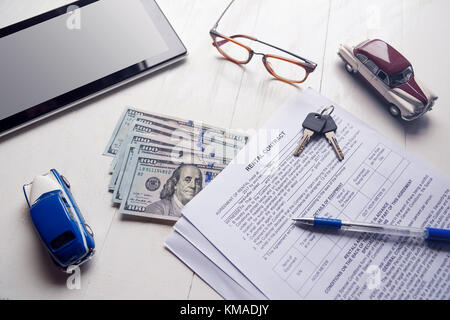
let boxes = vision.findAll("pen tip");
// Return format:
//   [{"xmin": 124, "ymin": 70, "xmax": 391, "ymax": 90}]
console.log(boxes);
[{"xmin": 292, "ymin": 217, "xmax": 315, "ymax": 226}]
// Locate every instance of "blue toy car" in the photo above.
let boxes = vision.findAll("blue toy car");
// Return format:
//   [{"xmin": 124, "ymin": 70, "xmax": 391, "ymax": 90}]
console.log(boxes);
[{"xmin": 23, "ymin": 169, "xmax": 95, "ymax": 271}]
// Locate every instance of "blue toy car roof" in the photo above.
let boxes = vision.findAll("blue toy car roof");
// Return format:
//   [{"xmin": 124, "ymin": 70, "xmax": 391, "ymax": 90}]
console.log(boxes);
[{"xmin": 30, "ymin": 191, "xmax": 77, "ymax": 252}]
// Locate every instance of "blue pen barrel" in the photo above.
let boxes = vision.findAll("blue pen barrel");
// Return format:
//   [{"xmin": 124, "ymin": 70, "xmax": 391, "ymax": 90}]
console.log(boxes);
[
  {"xmin": 426, "ymin": 228, "xmax": 450, "ymax": 243},
  {"xmin": 314, "ymin": 218, "xmax": 342, "ymax": 229},
  {"xmin": 297, "ymin": 217, "xmax": 450, "ymax": 245}
]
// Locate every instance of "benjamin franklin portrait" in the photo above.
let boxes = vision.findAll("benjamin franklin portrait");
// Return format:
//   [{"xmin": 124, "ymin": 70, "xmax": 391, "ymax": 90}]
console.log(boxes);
[{"xmin": 145, "ymin": 164, "xmax": 203, "ymax": 217}]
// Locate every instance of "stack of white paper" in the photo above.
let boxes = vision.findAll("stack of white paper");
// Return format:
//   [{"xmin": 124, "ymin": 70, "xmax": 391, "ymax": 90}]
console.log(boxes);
[{"xmin": 166, "ymin": 89, "xmax": 450, "ymax": 300}]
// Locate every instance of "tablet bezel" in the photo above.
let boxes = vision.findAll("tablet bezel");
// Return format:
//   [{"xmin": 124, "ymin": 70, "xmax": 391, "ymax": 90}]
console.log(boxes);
[{"xmin": 0, "ymin": 0, "xmax": 187, "ymax": 138}]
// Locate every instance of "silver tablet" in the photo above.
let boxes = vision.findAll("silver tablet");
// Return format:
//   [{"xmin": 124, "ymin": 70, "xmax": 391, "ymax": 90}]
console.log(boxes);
[{"xmin": 0, "ymin": 0, "xmax": 187, "ymax": 138}]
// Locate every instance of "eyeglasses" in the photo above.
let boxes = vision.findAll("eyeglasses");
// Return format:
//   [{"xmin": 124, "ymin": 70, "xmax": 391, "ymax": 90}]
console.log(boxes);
[{"xmin": 210, "ymin": 0, "xmax": 318, "ymax": 84}]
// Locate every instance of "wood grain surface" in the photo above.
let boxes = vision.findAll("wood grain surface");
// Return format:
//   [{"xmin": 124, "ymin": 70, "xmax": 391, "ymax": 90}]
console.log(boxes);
[{"xmin": 0, "ymin": 0, "xmax": 448, "ymax": 299}]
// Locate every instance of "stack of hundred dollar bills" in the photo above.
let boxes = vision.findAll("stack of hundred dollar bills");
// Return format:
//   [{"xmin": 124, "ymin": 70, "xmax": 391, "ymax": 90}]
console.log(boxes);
[{"xmin": 103, "ymin": 107, "xmax": 249, "ymax": 222}]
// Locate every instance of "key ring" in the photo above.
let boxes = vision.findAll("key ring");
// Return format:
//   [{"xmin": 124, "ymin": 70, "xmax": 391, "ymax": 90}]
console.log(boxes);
[{"xmin": 320, "ymin": 105, "xmax": 335, "ymax": 117}]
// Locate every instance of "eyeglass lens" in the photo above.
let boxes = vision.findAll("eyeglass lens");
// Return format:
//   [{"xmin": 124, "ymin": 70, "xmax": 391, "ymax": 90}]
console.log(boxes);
[{"xmin": 213, "ymin": 35, "xmax": 308, "ymax": 83}]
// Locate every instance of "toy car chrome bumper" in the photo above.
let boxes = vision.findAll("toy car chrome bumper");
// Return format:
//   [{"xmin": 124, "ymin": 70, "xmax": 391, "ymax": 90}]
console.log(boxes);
[{"xmin": 402, "ymin": 97, "xmax": 438, "ymax": 121}]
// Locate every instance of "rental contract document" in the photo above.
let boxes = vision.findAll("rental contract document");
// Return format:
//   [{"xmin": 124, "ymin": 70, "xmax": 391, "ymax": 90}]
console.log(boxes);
[{"xmin": 179, "ymin": 89, "xmax": 450, "ymax": 299}]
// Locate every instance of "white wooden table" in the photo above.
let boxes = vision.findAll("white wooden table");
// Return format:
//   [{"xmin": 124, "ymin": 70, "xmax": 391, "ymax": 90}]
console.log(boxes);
[{"xmin": 1, "ymin": 0, "xmax": 449, "ymax": 299}]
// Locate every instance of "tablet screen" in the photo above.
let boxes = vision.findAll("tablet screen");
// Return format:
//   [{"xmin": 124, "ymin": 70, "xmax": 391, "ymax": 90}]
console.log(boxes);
[{"xmin": 0, "ymin": 0, "xmax": 186, "ymax": 136}]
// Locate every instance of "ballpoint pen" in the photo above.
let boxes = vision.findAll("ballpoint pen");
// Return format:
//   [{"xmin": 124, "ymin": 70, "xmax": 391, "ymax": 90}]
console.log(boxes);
[{"xmin": 292, "ymin": 217, "xmax": 450, "ymax": 244}]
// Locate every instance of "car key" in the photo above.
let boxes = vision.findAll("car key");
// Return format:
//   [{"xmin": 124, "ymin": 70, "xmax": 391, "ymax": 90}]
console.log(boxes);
[
  {"xmin": 322, "ymin": 115, "xmax": 344, "ymax": 161},
  {"xmin": 293, "ymin": 112, "xmax": 327, "ymax": 157}
]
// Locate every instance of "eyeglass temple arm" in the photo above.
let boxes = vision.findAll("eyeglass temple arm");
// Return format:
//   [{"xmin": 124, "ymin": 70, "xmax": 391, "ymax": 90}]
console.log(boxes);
[
  {"xmin": 255, "ymin": 39, "xmax": 317, "ymax": 67},
  {"xmin": 213, "ymin": 0, "xmax": 236, "ymax": 29},
  {"xmin": 212, "ymin": 0, "xmax": 317, "ymax": 68}
]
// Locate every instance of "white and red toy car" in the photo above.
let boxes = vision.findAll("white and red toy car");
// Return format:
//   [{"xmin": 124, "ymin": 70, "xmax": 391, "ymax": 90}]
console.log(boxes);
[{"xmin": 338, "ymin": 39, "xmax": 438, "ymax": 121}]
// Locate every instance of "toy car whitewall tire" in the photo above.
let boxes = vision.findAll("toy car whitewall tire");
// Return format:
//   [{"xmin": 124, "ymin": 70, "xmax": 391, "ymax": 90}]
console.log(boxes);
[
  {"xmin": 389, "ymin": 104, "xmax": 401, "ymax": 118},
  {"xmin": 345, "ymin": 63, "xmax": 356, "ymax": 74}
]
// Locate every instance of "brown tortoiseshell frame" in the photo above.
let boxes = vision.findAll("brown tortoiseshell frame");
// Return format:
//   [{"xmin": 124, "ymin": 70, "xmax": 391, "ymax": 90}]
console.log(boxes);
[
  {"xmin": 210, "ymin": 29, "xmax": 317, "ymax": 84},
  {"xmin": 210, "ymin": 0, "xmax": 318, "ymax": 84},
  {"xmin": 262, "ymin": 54, "xmax": 315, "ymax": 84},
  {"xmin": 210, "ymin": 31, "xmax": 256, "ymax": 64}
]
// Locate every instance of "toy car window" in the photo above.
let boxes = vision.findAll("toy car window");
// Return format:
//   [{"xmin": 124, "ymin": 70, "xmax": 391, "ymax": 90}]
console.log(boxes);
[
  {"xmin": 365, "ymin": 60, "xmax": 379, "ymax": 75},
  {"xmin": 66, "ymin": 206, "xmax": 76, "ymax": 221},
  {"xmin": 391, "ymin": 66, "xmax": 414, "ymax": 87},
  {"xmin": 356, "ymin": 54, "xmax": 367, "ymax": 63},
  {"xmin": 61, "ymin": 194, "xmax": 75, "ymax": 220},
  {"xmin": 50, "ymin": 231, "xmax": 75, "ymax": 250},
  {"xmin": 377, "ymin": 70, "xmax": 390, "ymax": 86}
]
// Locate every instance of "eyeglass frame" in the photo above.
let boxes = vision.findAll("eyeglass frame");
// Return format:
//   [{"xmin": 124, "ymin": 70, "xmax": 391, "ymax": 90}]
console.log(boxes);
[{"xmin": 209, "ymin": 0, "xmax": 318, "ymax": 84}]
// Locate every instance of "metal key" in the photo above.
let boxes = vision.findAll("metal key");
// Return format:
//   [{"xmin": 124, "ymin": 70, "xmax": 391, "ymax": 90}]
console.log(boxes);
[
  {"xmin": 293, "ymin": 113, "xmax": 327, "ymax": 157},
  {"xmin": 322, "ymin": 115, "xmax": 344, "ymax": 161}
]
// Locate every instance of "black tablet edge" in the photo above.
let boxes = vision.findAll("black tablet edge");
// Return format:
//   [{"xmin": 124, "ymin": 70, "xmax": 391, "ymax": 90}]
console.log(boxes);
[{"xmin": 0, "ymin": 0, "xmax": 99, "ymax": 38}]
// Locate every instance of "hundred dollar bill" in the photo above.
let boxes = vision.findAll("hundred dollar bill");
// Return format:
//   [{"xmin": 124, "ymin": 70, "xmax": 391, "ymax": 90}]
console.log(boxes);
[
  {"xmin": 110, "ymin": 117, "xmax": 243, "ymax": 175},
  {"xmin": 109, "ymin": 119, "xmax": 202, "ymax": 176},
  {"xmin": 119, "ymin": 155, "xmax": 224, "ymax": 222},
  {"xmin": 103, "ymin": 108, "xmax": 141, "ymax": 157},
  {"xmin": 135, "ymin": 115, "xmax": 248, "ymax": 151},
  {"xmin": 112, "ymin": 141, "xmax": 231, "ymax": 203},
  {"xmin": 132, "ymin": 116, "xmax": 246, "ymax": 160},
  {"xmin": 108, "ymin": 133, "xmax": 180, "ymax": 191},
  {"xmin": 104, "ymin": 107, "xmax": 249, "ymax": 157}
]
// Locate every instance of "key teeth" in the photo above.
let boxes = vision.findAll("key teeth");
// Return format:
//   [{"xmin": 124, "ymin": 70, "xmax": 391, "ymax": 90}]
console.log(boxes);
[
  {"xmin": 333, "ymin": 141, "xmax": 344, "ymax": 160},
  {"xmin": 293, "ymin": 135, "xmax": 311, "ymax": 157},
  {"xmin": 293, "ymin": 145, "xmax": 305, "ymax": 157},
  {"xmin": 325, "ymin": 132, "xmax": 345, "ymax": 161}
]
